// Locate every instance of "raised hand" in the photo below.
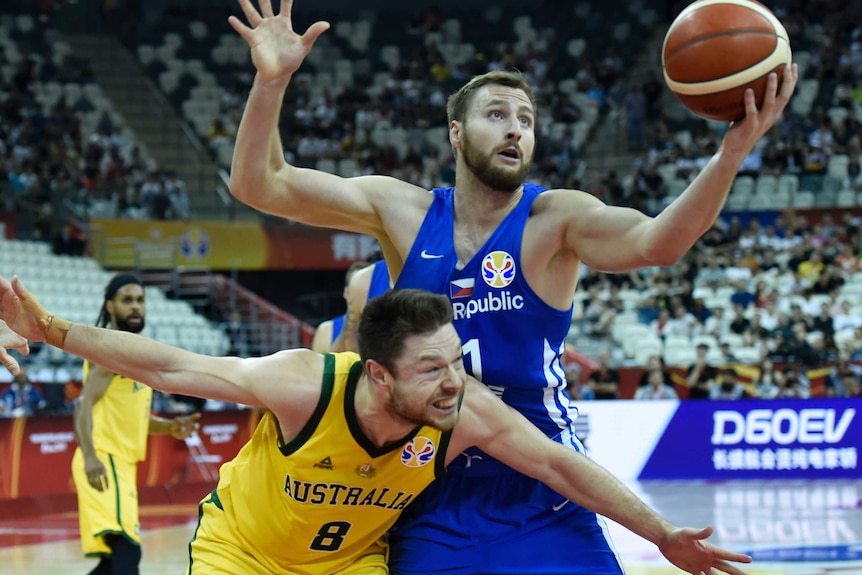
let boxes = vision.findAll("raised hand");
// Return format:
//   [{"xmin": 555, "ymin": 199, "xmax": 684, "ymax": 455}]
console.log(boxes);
[
  {"xmin": 659, "ymin": 525, "xmax": 752, "ymax": 575},
  {"xmin": 0, "ymin": 276, "xmax": 48, "ymax": 344},
  {"xmin": 228, "ymin": 0, "xmax": 330, "ymax": 85},
  {"xmin": 723, "ymin": 63, "xmax": 798, "ymax": 160}
]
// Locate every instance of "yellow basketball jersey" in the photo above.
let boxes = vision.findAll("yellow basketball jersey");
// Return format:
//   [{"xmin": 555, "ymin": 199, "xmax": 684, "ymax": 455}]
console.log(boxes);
[
  {"xmin": 211, "ymin": 352, "xmax": 452, "ymax": 573},
  {"xmin": 83, "ymin": 361, "xmax": 153, "ymax": 462}
]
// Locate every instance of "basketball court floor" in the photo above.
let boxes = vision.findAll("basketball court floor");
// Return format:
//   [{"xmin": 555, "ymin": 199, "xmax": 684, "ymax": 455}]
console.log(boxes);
[{"xmin": 2, "ymin": 479, "xmax": 860, "ymax": 574}]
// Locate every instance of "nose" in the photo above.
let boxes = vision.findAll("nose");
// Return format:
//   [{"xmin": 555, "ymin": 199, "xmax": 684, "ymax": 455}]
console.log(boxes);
[
  {"xmin": 505, "ymin": 121, "xmax": 523, "ymax": 142},
  {"xmin": 442, "ymin": 365, "xmax": 463, "ymax": 391}
]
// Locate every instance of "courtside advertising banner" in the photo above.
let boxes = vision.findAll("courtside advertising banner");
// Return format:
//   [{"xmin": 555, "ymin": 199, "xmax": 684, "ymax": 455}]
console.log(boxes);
[{"xmin": 575, "ymin": 399, "xmax": 861, "ymax": 481}]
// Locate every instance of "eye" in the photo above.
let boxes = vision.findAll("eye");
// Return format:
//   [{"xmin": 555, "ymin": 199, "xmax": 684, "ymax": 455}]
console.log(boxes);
[
  {"xmin": 489, "ymin": 110, "xmax": 503, "ymax": 119},
  {"xmin": 519, "ymin": 116, "xmax": 532, "ymax": 127}
]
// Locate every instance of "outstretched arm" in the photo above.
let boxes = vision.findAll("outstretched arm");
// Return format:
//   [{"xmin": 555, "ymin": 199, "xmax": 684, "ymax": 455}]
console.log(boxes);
[
  {"xmin": 227, "ymin": 0, "xmax": 422, "ymax": 235},
  {"xmin": 0, "ymin": 275, "xmax": 324, "ymax": 420},
  {"xmin": 452, "ymin": 381, "xmax": 752, "ymax": 575},
  {"xmin": 0, "ymin": 319, "xmax": 29, "ymax": 375},
  {"xmin": 559, "ymin": 65, "xmax": 798, "ymax": 272}
]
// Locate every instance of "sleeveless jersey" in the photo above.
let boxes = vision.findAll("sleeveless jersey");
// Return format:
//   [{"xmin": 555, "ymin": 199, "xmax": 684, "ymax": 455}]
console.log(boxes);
[
  {"xmin": 330, "ymin": 314, "xmax": 346, "ymax": 345},
  {"xmin": 82, "ymin": 361, "xmax": 152, "ymax": 462},
  {"xmin": 367, "ymin": 259, "xmax": 391, "ymax": 301},
  {"xmin": 212, "ymin": 352, "xmax": 451, "ymax": 573},
  {"xmin": 395, "ymin": 184, "xmax": 576, "ymax": 447},
  {"xmin": 388, "ymin": 185, "xmax": 622, "ymax": 575}
]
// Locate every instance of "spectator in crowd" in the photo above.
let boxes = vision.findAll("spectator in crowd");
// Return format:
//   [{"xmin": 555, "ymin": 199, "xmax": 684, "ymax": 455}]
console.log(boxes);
[
  {"xmin": 729, "ymin": 279, "xmax": 755, "ymax": 309},
  {"xmin": 797, "ymin": 250, "xmax": 825, "ymax": 283},
  {"xmin": 585, "ymin": 350, "xmax": 619, "ymax": 400},
  {"xmin": 634, "ymin": 369, "xmax": 678, "ymax": 399},
  {"xmin": 718, "ymin": 342, "xmax": 740, "ymax": 364},
  {"xmin": 710, "ymin": 367, "xmax": 751, "ymax": 400},
  {"xmin": 825, "ymin": 352, "xmax": 862, "ymax": 397},
  {"xmin": 638, "ymin": 354, "xmax": 673, "ymax": 388},
  {"xmin": 728, "ymin": 304, "xmax": 750, "ymax": 335},
  {"xmin": 775, "ymin": 365, "xmax": 811, "ymax": 399},
  {"xmin": 833, "ymin": 301, "xmax": 862, "ymax": 336},
  {"xmin": 753, "ymin": 359, "xmax": 780, "ymax": 399},
  {"xmin": 695, "ymin": 255, "xmax": 727, "ymax": 288},
  {"xmin": 0, "ymin": 368, "xmax": 46, "ymax": 417},
  {"xmin": 811, "ymin": 302, "xmax": 836, "ymax": 343},
  {"xmin": 664, "ymin": 305, "xmax": 699, "ymax": 339},
  {"xmin": 702, "ymin": 306, "xmax": 728, "ymax": 340},
  {"xmin": 685, "ymin": 343, "xmax": 716, "ymax": 399}
]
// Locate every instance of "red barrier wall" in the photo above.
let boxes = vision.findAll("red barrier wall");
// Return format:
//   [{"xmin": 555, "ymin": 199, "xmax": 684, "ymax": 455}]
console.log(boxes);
[{"xmin": 0, "ymin": 410, "xmax": 262, "ymax": 503}]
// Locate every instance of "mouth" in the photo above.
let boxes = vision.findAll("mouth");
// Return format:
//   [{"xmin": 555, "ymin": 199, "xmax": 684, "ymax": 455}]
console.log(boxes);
[
  {"xmin": 431, "ymin": 397, "xmax": 458, "ymax": 413},
  {"xmin": 497, "ymin": 147, "xmax": 521, "ymax": 163},
  {"xmin": 127, "ymin": 316, "xmax": 143, "ymax": 325}
]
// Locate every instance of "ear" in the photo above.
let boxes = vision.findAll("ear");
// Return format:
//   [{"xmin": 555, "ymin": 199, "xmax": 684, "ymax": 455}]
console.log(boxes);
[
  {"xmin": 364, "ymin": 359, "xmax": 392, "ymax": 392},
  {"xmin": 449, "ymin": 120, "xmax": 462, "ymax": 150}
]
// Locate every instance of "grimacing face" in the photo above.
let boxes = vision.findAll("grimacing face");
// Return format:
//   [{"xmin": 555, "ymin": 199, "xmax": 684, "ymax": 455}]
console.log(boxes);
[
  {"xmin": 386, "ymin": 323, "xmax": 466, "ymax": 431},
  {"xmin": 458, "ymin": 85, "xmax": 535, "ymax": 193},
  {"xmin": 108, "ymin": 284, "xmax": 146, "ymax": 334}
]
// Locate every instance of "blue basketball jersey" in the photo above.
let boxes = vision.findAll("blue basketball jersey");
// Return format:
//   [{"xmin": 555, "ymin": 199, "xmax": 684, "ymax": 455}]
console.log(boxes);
[
  {"xmin": 389, "ymin": 185, "xmax": 623, "ymax": 575},
  {"xmin": 395, "ymin": 184, "xmax": 577, "ymax": 444},
  {"xmin": 330, "ymin": 314, "xmax": 346, "ymax": 345},
  {"xmin": 367, "ymin": 259, "xmax": 391, "ymax": 301}
]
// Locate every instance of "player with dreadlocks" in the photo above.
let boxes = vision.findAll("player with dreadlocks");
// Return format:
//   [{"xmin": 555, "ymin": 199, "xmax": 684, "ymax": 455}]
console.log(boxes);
[{"xmin": 72, "ymin": 273, "xmax": 200, "ymax": 575}]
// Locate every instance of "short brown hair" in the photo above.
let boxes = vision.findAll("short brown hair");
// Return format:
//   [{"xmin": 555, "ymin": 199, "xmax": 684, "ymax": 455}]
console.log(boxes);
[
  {"xmin": 446, "ymin": 70, "xmax": 536, "ymax": 125},
  {"xmin": 357, "ymin": 289, "xmax": 453, "ymax": 375}
]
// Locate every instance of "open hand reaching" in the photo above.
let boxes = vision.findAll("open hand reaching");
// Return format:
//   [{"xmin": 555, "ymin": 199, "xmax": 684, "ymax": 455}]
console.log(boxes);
[{"xmin": 228, "ymin": 0, "xmax": 330, "ymax": 85}]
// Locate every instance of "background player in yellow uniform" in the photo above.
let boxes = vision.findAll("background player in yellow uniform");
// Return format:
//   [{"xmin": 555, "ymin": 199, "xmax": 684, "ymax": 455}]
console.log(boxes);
[
  {"xmin": 72, "ymin": 273, "xmax": 200, "ymax": 575},
  {"xmin": 2, "ymin": 277, "xmax": 753, "ymax": 575}
]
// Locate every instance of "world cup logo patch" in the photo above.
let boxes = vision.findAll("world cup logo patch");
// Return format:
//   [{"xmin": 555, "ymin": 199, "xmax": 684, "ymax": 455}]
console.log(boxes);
[
  {"xmin": 481, "ymin": 251, "xmax": 516, "ymax": 288},
  {"xmin": 401, "ymin": 436, "xmax": 436, "ymax": 468}
]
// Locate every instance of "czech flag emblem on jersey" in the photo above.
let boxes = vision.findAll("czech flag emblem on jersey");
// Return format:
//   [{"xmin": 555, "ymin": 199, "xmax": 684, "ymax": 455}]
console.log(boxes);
[
  {"xmin": 481, "ymin": 251, "xmax": 516, "ymax": 288},
  {"xmin": 401, "ymin": 436, "xmax": 436, "ymax": 468},
  {"xmin": 449, "ymin": 278, "xmax": 474, "ymax": 299}
]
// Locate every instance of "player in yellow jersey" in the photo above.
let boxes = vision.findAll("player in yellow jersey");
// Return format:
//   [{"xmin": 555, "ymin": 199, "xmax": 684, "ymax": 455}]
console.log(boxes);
[
  {"xmin": 2, "ymin": 278, "xmax": 754, "ymax": 575},
  {"xmin": 71, "ymin": 273, "xmax": 200, "ymax": 575}
]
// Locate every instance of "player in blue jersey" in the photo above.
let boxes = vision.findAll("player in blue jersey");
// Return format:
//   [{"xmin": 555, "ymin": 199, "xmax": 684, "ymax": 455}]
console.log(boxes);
[
  {"xmin": 332, "ymin": 258, "xmax": 392, "ymax": 353},
  {"xmin": 311, "ymin": 261, "xmax": 370, "ymax": 353},
  {"xmin": 225, "ymin": 1, "xmax": 797, "ymax": 572}
]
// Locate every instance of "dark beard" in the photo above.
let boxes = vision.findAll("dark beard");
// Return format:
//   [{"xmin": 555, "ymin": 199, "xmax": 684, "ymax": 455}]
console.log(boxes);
[
  {"xmin": 461, "ymin": 134, "xmax": 532, "ymax": 193},
  {"xmin": 116, "ymin": 316, "xmax": 145, "ymax": 334}
]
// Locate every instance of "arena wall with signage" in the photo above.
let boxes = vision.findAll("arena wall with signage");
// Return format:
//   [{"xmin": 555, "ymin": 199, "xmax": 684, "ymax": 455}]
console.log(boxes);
[{"xmin": 578, "ymin": 399, "xmax": 861, "ymax": 481}]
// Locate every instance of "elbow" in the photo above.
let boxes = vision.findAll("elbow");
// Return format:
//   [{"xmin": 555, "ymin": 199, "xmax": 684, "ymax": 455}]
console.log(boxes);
[
  {"xmin": 228, "ymin": 179, "xmax": 252, "ymax": 204},
  {"xmin": 642, "ymin": 245, "xmax": 684, "ymax": 268}
]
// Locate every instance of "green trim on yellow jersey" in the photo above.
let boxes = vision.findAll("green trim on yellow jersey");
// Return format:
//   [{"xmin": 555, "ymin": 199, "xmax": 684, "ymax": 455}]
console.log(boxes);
[{"xmin": 279, "ymin": 353, "xmax": 336, "ymax": 456}]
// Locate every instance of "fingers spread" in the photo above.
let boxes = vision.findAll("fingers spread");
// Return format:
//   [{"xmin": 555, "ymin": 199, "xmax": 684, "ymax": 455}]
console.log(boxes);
[
  {"xmin": 228, "ymin": 15, "xmax": 254, "ymax": 41},
  {"xmin": 713, "ymin": 558, "xmax": 751, "ymax": 575},
  {"xmin": 259, "ymin": 0, "xmax": 275, "ymax": 18},
  {"xmin": 236, "ymin": 0, "xmax": 263, "ymax": 27},
  {"xmin": 303, "ymin": 21, "xmax": 330, "ymax": 49}
]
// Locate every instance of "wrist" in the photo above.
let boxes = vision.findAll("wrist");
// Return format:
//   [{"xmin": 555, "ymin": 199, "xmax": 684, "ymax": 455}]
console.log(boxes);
[
  {"xmin": 715, "ymin": 144, "xmax": 747, "ymax": 169},
  {"xmin": 255, "ymin": 72, "xmax": 292, "ymax": 92},
  {"xmin": 40, "ymin": 315, "xmax": 72, "ymax": 349}
]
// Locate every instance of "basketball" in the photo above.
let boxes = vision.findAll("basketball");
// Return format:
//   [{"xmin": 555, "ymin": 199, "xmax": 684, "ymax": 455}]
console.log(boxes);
[{"xmin": 662, "ymin": 0, "xmax": 792, "ymax": 122}]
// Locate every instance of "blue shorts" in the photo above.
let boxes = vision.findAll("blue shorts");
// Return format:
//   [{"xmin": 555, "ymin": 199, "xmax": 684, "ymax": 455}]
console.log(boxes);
[{"xmin": 388, "ymin": 444, "xmax": 624, "ymax": 575}]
